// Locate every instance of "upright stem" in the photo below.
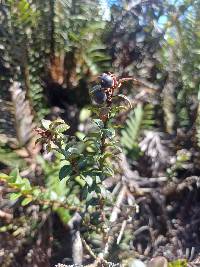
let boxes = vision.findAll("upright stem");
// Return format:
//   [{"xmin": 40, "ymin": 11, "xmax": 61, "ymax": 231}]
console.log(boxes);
[
  {"xmin": 100, "ymin": 119, "xmax": 108, "ymax": 155},
  {"xmin": 99, "ymin": 106, "xmax": 111, "ymax": 171}
]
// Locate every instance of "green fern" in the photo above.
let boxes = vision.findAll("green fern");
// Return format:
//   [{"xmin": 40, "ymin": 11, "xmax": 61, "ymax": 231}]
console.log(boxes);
[
  {"xmin": 53, "ymin": 0, "xmax": 110, "ymax": 82},
  {"xmin": 163, "ymin": 1, "xmax": 200, "ymax": 131},
  {"xmin": 0, "ymin": 0, "xmax": 49, "ymax": 121},
  {"xmin": 121, "ymin": 103, "xmax": 155, "ymax": 157}
]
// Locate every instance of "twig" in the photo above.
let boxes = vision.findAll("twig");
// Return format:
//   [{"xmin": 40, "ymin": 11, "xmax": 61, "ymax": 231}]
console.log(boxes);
[
  {"xmin": 82, "ymin": 238, "xmax": 112, "ymax": 267},
  {"xmin": 111, "ymin": 182, "xmax": 121, "ymax": 196},
  {"xmin": 163, "ymin": 176, "xmax": 200, "ymax": 196},
  {"xmin": 0, "ymin": 177, "xmax": 80, "ymax": 212},
  {"xmin": 68, "ymin": 213, "xmax": 83, "ymax": 265},
  {"xmin": 134, "ymin": 225, "xmax": 150, "ymax": 236},
  {"xmin": 110, "ymin": 184, "xmax": 127, "ymax": 223},
  {"xmin": 0, "ymin": 209, "xmax": 13, "ymax": 221},
  {"xmin": 119, "ymin": 77, "xmax": 159, "ymax": 92},
  {"xmin": 82, "ymin": 238, "xmax": 97, "ymax": 260},
  {"xmin": 103, "ymin": 184, "xmax": 127, "ymax": 258},
  {"xmin": 117, "ymin": 220, "xmax": 127, "ymax": 245},
  {"xmin": 189, "ymin": 247, "xmax": 195, "ymax": 262},
  {"xmin": 72, "ymin": 230, "xmax": 83, "ymax": 265}
]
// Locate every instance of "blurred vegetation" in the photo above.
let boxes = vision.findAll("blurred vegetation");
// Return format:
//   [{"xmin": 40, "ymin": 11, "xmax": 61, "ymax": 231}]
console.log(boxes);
[{"xmin": 0, "ymin": 0, "xmax": 200, "ymax": 266}]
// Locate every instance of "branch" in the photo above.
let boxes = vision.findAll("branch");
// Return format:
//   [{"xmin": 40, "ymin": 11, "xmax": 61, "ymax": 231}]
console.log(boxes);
[
  {"xmin": 102, "ymin": 184, "xmax": 127, "ymax": 258},
  {"xmin": 0, "ymin": 177, "xmax": 80, "ymax": 212},
  {"xmin": 0, "ymin": 209, "xmax": 13, "ymax": 221}
]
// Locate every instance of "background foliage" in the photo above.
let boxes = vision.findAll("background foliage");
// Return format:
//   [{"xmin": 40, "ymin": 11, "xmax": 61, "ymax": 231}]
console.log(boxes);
[{"xmin": 0, "ymin": 0, "xmax": 200, "ymax": 266}]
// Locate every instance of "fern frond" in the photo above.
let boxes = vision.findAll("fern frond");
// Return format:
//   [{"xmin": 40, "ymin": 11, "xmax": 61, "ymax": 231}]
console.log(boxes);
[
  {"xmin": 121, "ymin": 104, "xmax": 143, "ymax": 151},
  {"xmin": 121, "ymin": 103, "xmax": 155, "ymax": 154},
  {"xmin": 0, "ymin": 82, "xmax": 34, "ymax": 147},
  {"xmin": 163, "ymin": 1, "xmax": 200, "ymax": 131},
  {"xmin": 10, "ymin": 82, "xmax": 34, "ymax": 146},
  {"xmin": 0, "ymin": 1, "xmax": 49, "ymax": 121},
  {"xmin": 53, "ymin": 0, "xmax": 110, "ymax": 81}
]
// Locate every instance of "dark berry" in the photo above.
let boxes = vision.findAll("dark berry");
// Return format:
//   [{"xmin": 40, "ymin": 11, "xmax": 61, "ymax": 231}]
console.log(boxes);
[
  {"xmin": 93, "ymin": 89, "xmax": 107, "ymax": 105},
  {"xmin": 90, "ymin": 85, "xmax": 107, "ymax": 105},
  {"xmin": 100, "ymin": 73, "xmax": 113, "ymax": 88}
]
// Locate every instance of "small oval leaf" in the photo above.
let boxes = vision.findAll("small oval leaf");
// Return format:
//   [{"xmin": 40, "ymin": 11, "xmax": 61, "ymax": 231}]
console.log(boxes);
[{"xmin": 59, "ymin": 165, "xmax": 72, "ymax": 180}]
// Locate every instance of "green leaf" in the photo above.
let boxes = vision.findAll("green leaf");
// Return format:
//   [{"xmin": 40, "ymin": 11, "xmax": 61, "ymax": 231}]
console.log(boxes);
[
  {"xmin": 0, "ymin": 173, "xmax": 9, "ymax": 179},
  {"xmin": 87, "ymin": 197, "xmax": 99, "ymax": 206},
  {"xmin": 55, "ymin": 124, "xmax": 70, "ymax": 133},
  {"xmin": 99, "ymin": 184, "xmax": 109, "ymax": 198},
  {"xmin": 79, "ymin": 108, "xmax": 92, "ymax": 122},
  {"xmin": 76, "ymin": 132, "xmax": 86, "ymax": 140},
  {"xmin": 56, "ymin": 207, "xmax": 71, "ymax": 224},
  {"xmin": 103, "ymin": 128, "xmax": 115, "ymax": 139},
  {"xmin": 93, "ymin": 119, "xmax": 104, "ymax": 129},
  {"xmin": 101, "ymin": 152, "xmax": 113, "ymax": 161},
  {"xmin": 10, "ymin": 192, "xmax": 22, "ymax": 201},
  {"xmin": 41, "ymin": 119, "xmax": 51, "ymax": 130},
  {"xmin": 21, "ymin": 178, "xmax": 31, "ymax": 191},
  {"xmin": 104, "ymin": 166, "xmax": 114, "ymax": 177},
  {"xmin": 75, "ymin": 175, "xmax": 85, "ymax": 187},
  {"xmin": 85, "ymin": 132, "xmax": 101, "ymax": 138},
  {"xmin": 59, "ymin": 165, "xmax": 72, "ymax": 180},
  {"xmin": 82, "ymin": 175, "xmax": 93, "ymax": 187},
  {"xmin": 95, "ymin": 176, "xmax": 101, "ymax": 183},
  {"xmin": 9, "ymin": 169, "xmax": 24, "ymax": 185},
  {"xmin": 21, "ymin": 197, "xmax": 32, "ymax": 206},
  {"xmin": 65, "ymin": 147, "xmax": 80, "ymax": 158},
  {"xmin": 10, "ymin": 168, "xmax": 21, "ymax": 180},
  {"xmin": 49, "ymin": 191, "xmax": 58, "ymax": 201},
  {"xmin": 168, "ymin": 259, "xmax": 187, "ymax": 267},
  {"xmin": 16, "ymin": 176, "xmax": 24, "ymax": 186},
  {"xmin": 33, "ymin": 188, "xmax": 41, "ymax": 197},
  {"xmin": 82, "ymin": 186, "xmax": 88, "ymax": 199}
]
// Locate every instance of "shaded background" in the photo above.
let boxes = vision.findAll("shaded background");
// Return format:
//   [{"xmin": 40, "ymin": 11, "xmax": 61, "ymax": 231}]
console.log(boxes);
[{"xmin": 0, "ymin": 0, "xmax": 200, "ymax": 266}]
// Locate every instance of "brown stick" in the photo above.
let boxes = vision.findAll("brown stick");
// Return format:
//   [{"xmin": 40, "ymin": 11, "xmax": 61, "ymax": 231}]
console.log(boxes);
[
  {"xmin": 103, "ymin": 184, "xmax": 127, "ymax": 258},
  {"xmin": 0, "ymin": 209, "xmax": 13, "ymax": 221}
]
